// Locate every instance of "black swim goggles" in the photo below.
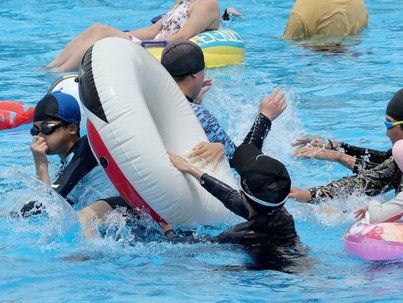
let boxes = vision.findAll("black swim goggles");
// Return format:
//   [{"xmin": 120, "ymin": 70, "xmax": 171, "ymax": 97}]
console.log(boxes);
[{"xmin": 30, "ymin": 122, "xmax": 66, "ymax": 136}]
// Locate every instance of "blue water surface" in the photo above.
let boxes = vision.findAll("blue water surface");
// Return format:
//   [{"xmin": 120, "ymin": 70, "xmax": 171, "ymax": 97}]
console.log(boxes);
[{"xmin": 0, "ymin": 0, "xmax": 402, "ymax": 302}]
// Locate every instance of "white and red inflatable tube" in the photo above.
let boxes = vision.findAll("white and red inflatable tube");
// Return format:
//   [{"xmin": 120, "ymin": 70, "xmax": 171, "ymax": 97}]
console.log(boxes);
[{"xmin": 77, "ymin": 37, "xmax": 238, "ymax": 225}]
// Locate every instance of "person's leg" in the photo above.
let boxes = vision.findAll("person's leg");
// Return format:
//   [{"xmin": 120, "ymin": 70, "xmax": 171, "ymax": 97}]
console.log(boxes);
[
  {"xmin": 48, "ymin": 24, "xmax": 131, "ymax": 71},
  {"xmin": 77, "ymin": 200, "xmax": 114, "ymax": 239}
]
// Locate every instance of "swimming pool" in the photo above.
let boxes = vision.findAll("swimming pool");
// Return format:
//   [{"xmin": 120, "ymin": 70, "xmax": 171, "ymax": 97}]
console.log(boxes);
[{"xmin": 0, "ymin": 0, "xmax": 402, "ymax": 301}]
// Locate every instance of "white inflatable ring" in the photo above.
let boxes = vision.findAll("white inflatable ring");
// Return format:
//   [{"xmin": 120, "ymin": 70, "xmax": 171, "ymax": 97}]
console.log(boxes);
[{"xmin": 78, "ymin": 37, "xmax": 238, "ymax": 225}]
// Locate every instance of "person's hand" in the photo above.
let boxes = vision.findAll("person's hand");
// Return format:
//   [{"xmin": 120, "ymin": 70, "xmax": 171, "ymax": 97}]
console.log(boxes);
[
  {"xmin": 158, "ymin": 221, "xmax": 174, "ymax": 235},
  {"xmin": 168, "ymin": 151, "xmax": 193, "ymax": 173},
  {"xmin": 292, "ymin": 135, "xmax": 336, "ymax": 149},
  {"xmin": 259, "ymin": 88, "xmax": 287, "ymax": 121},
  {"xmin": 354, "ymin": 206, "xmax": 368, "ymax": 219},
  {"xmin": 194, "ymin": 79, "xmax": 213, "ymax": 104},
  {"xmin": 226, "ymin": 7, "xmax": 244, "ymax": 19},
  {"xmin": 30, "ymin": 136, "xmax": 51, "ymax": 184},
  {"xmin": 31, "ymin": 136, "xmax": 48, "ymax": 166},
  {"xmin": 294, "ymin": 146, "xmax": 340, "ymax": 161},
  {"xmin": 168, "ymin": 151, "xmax": 204, "ymax": 180},
  {"xmin": 187, "ymin": 142, "xmax": 224, "ymax": 168},
  {"xmin": 288, "ymin": 186, "xmax": 312, "ymax": 202}
]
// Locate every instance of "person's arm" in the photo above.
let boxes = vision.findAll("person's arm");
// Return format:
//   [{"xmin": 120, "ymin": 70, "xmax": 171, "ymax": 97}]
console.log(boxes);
[
  {"xmin": 168, "ymin": 152, "xmax": 249, "ymax": 219},
  {"xmin": 239, "ymin": 87, "xmax": 286, "ymax": 150},
  {"xmin": 199, "ymin": 174, "xmax": 249, "ymax": 219},
  {"xmin": 222, "ymin": 7, "xmax": 244, "ymax": 21},
  {"xmin": 128, "ymin": 19, "xmax": 163, "ymax": 40},
  {"xmin": 31, "ymin": 136, "xmax": 50, "ymax": 185},
  {"xmin": 296, "ymin": 158, "xmax": 400, "ymax": 203},
  {"xmin": 339, "ymin": 143, "xmax": 391, "ymax": 165},
  {"xmin": 193, "ymin": 79, "xmax": 213, "ymax": 104},
  {"xmin": 242, "ymin": 113, "xmax": 272, "ymax": 149},
  {"xmin": 192, "ymin": 105, "xmax": 236, "ymax": 160},
  {"xmin": 165, "ymin": 0, "xmax": 220, "ymax": 41},
  {"xmin": 293, "ymin": 136, "xmax": 391, "ymax": 173},
  {"xmin": 294, "ymin": 146, "xmax": 357, "ymax": 171},
  {"xmin": 366, "ymin": 194, "xmax": 403, "ymax": 223}
]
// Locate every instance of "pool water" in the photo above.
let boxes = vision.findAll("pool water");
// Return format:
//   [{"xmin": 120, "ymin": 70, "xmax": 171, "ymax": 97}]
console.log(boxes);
[{"xmin": 0, "ymin": 0, "xmax": 402, "ymax": 302}]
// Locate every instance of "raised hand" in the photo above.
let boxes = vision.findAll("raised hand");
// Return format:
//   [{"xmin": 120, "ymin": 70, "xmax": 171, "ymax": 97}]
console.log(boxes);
[
  {"xmin": 259, "ymin": 88, "xmax": 287, "ymax": 121},
  {"xmin": 194, "ymin": 79, "xmax": 213, "ymax": 104}
]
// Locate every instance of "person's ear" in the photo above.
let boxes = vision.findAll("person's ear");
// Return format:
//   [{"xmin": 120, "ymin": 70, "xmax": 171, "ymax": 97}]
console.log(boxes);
[{"xmin": 68, "ymin": 124, "xmax": 78, "ymax": 135}]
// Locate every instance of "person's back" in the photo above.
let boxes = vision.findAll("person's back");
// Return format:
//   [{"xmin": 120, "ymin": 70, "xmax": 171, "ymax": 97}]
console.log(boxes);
[{"xmin": 283, "ymin": 0, "xmax": 368, "ymax": 39}]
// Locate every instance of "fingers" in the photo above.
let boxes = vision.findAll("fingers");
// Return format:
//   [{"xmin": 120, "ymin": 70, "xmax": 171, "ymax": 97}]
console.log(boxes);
[
  {"xmin": 268, "ymin": 87, "xmax": 279, "ymax": 100},
  {"xmin": 292, "ymin": 136, "xmax": 322, "ymax": 147},
  {"xmin": 187, "ymin": 148, "xmax": 206, "ymax": 159},
  {"xmin": 292, "ymin": 137, "xmax": 311, "ymax": 147},
  {"xmin": 203, "ymin": 79, "xmax": 213, "ymax": 87},
  {"xmin": 293, "ymin": 146, "xmax": 319, "ymax": 158}
]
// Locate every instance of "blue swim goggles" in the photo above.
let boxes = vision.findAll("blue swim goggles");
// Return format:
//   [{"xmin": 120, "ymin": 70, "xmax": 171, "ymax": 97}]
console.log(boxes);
[{"xmin": 384, "ymin": 119, "xmax": 403, "ymax": 130}]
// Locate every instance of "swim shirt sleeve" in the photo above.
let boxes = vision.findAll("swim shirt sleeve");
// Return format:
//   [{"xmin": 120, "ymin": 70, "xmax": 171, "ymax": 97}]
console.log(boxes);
[
  {"xmin": 337, "ymin": 143, "xmax": 392, "ymax": 173},
  {"xmin": 309, "ymin": 158, "xmax": 401, "ymax": 201},
  {"xmin": 367, "ymin": 193, "xmax": 403, "ymax": 223},
  {"xmin": 282, "ymin": 12, "xmax": 309, "ymax": 39},
  {"xmin": 242, "ymin": 113, "xmax": 272, "ymax": 149},
  {"xmin": 200, "ymin": 173, "xmax": 249, "ymax": 219},
  {"xmin": 193, "ymin": 104, "xmax": 236, "ymax": 160}
]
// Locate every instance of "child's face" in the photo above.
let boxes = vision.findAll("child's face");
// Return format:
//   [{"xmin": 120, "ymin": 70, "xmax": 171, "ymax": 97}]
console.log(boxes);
[{"xmin": 32, "ymin": 120, "xmax": 73, "ymax": 155}]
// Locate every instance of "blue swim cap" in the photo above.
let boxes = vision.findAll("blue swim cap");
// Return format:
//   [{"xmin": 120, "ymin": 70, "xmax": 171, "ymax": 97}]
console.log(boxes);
[{"xmin": 34, "ymin": 91, "xmax": 81, "ymax": 125}]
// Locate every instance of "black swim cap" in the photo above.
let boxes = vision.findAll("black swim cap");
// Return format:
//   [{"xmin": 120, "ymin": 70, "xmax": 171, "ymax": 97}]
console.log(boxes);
[
  {"xmin": 386, "ymin": 89, "xmax": 403, "ymax": 121},
  {"xmin": 161, "ymin": 40, "xmax": 205, "ymax": 77},
  {"xmin": 34, "ymin": 91, "xmax": 81, "ymax": 125},
  {"xmin": 232, "ymin": 144, "xmax": 291, "ymax": 213}
]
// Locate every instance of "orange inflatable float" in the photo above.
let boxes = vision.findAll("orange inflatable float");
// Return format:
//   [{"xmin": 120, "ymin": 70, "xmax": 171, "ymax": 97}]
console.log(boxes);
[{"xmin": 0, "ymin": 101, "xmax": 35, "ymax": 130}]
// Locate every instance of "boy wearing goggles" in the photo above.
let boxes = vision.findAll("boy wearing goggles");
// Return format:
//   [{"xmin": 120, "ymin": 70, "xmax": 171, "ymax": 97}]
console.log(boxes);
[
  {"xmin": 290, "ymin": 88, "xmax": 403, "ymax": 203},
  {"xmin": 21, "ymin": 91, "xmax": 116, "ymax": 216}
]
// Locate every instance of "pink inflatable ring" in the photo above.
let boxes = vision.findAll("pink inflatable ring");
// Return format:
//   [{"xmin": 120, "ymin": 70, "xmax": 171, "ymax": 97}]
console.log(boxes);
[{"xmin": 343, "ymin": 219, "xmax": 403, "ymax": 261}]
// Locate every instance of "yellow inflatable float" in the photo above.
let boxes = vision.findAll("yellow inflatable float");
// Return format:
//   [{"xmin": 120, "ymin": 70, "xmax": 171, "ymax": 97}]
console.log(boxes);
[{"xmin": 146, "ymin": 28, "xmax": 245, "ymax": 68}]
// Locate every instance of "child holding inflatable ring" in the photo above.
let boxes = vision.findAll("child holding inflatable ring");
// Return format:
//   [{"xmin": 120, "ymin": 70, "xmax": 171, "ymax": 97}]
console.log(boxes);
[{"xmin": 165, "ymin": 88, "xmax": 306, "ymax": 272}]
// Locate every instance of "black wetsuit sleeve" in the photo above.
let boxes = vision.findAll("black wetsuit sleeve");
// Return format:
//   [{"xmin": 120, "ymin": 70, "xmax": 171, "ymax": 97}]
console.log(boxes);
[
  {"xmin": 310, "ymin": 157, "xmax": 401, "ymax": 201},
  {"xmin": 53, "ymin": 136, "xmax": 98, "ymax": 203},
  {"xmin": 200, "ymin": 173, "xmax": 249, "ymax": 219},
  {"xmin": 242, "ymin": 113, "xmax": 272, "ymax": 149},
  {"xmin": 337, "ymin": 143, "xmax": 392, "ymax": 173},
  {"xmin": 339, "ymin": 143, "xmax": 391, "ymax": 162}
]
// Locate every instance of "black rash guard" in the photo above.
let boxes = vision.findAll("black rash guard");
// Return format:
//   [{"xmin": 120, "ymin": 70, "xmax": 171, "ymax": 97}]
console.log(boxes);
[
  {"xmin": 166, "ymin": 113, "xmax": 300, "ymax": 256},
  {"xmin": 201, "ymin": 174, "xmax": 299, "ymax": 247},
  {"xmin": 19, "ymin": 136, "xmax": 98, "ymax": 217},
  {"xmin": 52, "ymin": 136, "xmax": 98, "ymax": 201}
]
